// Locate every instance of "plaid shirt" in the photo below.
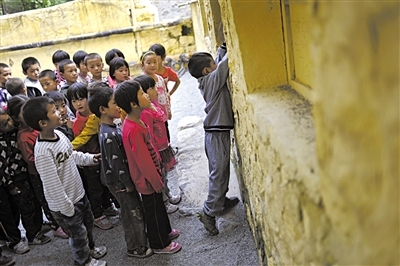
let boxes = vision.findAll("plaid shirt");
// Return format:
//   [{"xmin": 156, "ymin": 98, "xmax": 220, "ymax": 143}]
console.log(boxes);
[{"xmin": 0, "ymin": 129, "xmax": 28, "ymax": 186}]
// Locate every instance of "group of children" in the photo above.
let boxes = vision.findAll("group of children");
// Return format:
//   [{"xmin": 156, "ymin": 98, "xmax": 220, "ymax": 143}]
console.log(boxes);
[{"xmin": 0, "ymin": 44, "xmax": 183, "ymax": 266}]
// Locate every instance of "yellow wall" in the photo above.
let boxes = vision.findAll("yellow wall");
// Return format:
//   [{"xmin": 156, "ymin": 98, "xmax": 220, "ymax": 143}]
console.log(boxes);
[
  {"xmin": 0, "ymin": 0, "xmax": 195, "ymax": 78},
  {"xmin": 207, "ymin": 0, "xmax": 399, "ymax": 264}
]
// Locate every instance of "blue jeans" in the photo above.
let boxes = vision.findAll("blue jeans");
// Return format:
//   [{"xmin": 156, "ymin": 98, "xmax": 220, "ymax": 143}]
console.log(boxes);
[
  {"xmin": 108, "ymin": 182, "xmax": 148, "ymax": 251},
  {"xmin": 51, "ymin": 196, "xmax": 95, "ymax": 266}
]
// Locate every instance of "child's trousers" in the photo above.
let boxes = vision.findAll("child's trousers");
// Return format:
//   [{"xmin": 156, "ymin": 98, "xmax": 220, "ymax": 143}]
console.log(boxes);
[
  {"xmin": 142, "ymin": 192, "xmax": 172, "ymax": 249},
  {"xmin": 51, "ymin": 195, "xmax": 95, "ymax": 266},
  {"xmin": 107, "ymin": 182, "xmax": 147, "ymax": 251},
  {"xmin": 11, "ymin": 173, "xmax": 42, "ymax": 242},
  {"xmin": 203, "ymin": 131, "xmax": 231, "ymax": 217},
  {"xmin": 0, "ymin": 185, "xmax": 22, "ymax": 248}
]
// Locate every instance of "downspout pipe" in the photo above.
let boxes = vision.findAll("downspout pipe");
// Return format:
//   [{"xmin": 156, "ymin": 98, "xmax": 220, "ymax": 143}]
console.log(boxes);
[{"xmin": 0, "ymin": 17, "xmax": 191, "ymax": 52}]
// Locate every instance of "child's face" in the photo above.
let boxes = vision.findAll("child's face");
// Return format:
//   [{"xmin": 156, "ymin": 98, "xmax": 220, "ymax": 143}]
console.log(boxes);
[
  {"xmin": 0, "ymin": 67, "xmax": 12, "ymax": 86},
  {"xmin": 24, "ymin": 63, "xmax": 41, "ymax": 81},
  {"xmin": 136, "ymin": 87, "xmax": 151, "ymax": 109},
  {"xmin": 146, "ymin": 86, "xmax": 158, "ymax": 101},
  {"xmin": 71, "ymin": 97, "xmax": 90, "ymax": 116},
  {"xmin": 142, "ymin": 55, "xmax": 158, "ymax": 75},
  {"xmin": 0, "ymin": 113, "xmax": 15, "ymax": 133},
  {"xmin": 114, "ymin": 65, "xmax": 130, "ymax": 83},
  {"xmin": 43, "ymin": 103, "xmax": 63, "ymax": 129},
  {"xmin": 54, "ymin": 100, "xmax": 68, "ymax": 120},
  {"xmin": 39, "ymin": 77, "xmax": 58, "ymax": 92},
  {"xmin": 78, "ymin": 61, "xmax": 88, "ymax": 75},
  {"xmin": 86, "ymin": 58, "xmax": 104, "ymax": 78},
  {"xmin": 61, "ymin": 63, "xmax": 78, "ymax": 84},
  {"xmin": 103, "ymin": 94, "xmax": 121, "ymax": 119},
  {"xmin": 155, "ymin": 55, "xmax": 164, "ymax": 67}
]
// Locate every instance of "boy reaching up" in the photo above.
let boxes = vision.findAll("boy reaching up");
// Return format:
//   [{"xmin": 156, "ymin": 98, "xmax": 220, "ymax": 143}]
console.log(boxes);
[{"xmin": 22, "ymin": 97, "xmax": 107, "ymax": 266}]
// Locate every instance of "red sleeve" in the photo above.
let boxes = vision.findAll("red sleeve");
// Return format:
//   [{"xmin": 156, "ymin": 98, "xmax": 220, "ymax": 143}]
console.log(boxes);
[
  {"xmin": 17, "ymin": 132, "xmax": 37, "ymax": 170},
  {"xmin": 72, "ymin": 113, "xmax": 88, "ymax": 137},
  {"xmin": 128, "ymin": 127, "xmax": 164, "ymax": 192},
  {"xmin": 165, "ymin": 67, "xmax": 178, "ymax": 82}
]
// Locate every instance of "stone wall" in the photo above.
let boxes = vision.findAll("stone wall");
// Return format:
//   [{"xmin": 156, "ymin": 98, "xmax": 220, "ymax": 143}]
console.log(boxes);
[
  {"xmin": 0, "ymin": 0, "xmax": 195, "ymax": 78},
  {"xmin": 202, "ymin": 0, "xmax": 399, "ymax": 265}
]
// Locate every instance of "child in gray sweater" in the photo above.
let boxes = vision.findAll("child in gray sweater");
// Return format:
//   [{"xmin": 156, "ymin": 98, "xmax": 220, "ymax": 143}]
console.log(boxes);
[{"xmin": 188, "ymin": 43, "xmax": 239, "ymax": 235}]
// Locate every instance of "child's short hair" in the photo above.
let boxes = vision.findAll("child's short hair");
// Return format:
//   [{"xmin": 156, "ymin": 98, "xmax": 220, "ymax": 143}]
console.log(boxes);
[
  {"xmin": 59, "ymin": 59, "xmax": 74, "ymax": 73},
  {"xmin": 140, "ymin": 51, "xmax": 156, "ymax": 66},
  {"xmin": 149, "ymin": 44, "xmax": 166, "ymax": 60},
  {"xmin": 105, "ymin": 49, "xmax": 125, "ymax": 66},
  {"xmin": 67, "ymin": 82, "xmax": 88, "ymax": 103},
  {"xmin": 23, "ymin": 97, "xmax": 55, "ymax": 131},
  {"xmin": 43, "ymin": 91, "xmax": 68, "ymax": 104},
  {"xmin": 52, "ymin": 50, "xmax": 70, "ymax": 64},
  {"xmin": 0, "ymin": 63, "xmax": 10, "ymax": 73},
  {"xmin": 73, "ymin": 50, "xmax": 88, "ymax": 67},
  {"xmin": 133, "ymin": 75, "xmax": 155, "ymax": 93},
  {"xmin": 188, "ymin": 52, "xmax": 214, "ymax": 79},
  {"xmin": 5, "ymin": 78, "xmax": 25, "ymax": 96},
  {"xmin": 84, "ymin": 53, "xmax": 102, "ymax": 65},
  {"xmin": 109, "ymin": 57, "xmax": 129, "ymax": 80},
  {"xmin": 7, "ymin": 95, "xmax": 29, "ymax": 122},
  {"xmin": 39, "ymin": 69, "xmax": 57, "ymax": 80},
  {"xmin": 88, "ymin": 82, "xmax": 113, "ymax": 118},
  {"xmin": 114, "ymin": 80, "xmax": 141, "ymax": 114},
  {"xmin": 21, "ymin": 57, "xmax": 40, "ymax": 73}
]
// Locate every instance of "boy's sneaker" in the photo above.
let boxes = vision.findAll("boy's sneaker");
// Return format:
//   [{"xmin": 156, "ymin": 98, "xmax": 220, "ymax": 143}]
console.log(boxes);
[
  {"xmin": 0, "ymin": 254, "xmax": 16, "ymax": 266},
  {"xmin": 126, "ymin": 246, "xmax": 153, "ymax": 258},
  {"xmin": 28, "ymin": 233, "xmax": 51, "ymax": 245},
  {"xmin": 84, "ymin": 258, "xmax": 106, "ymax": 266},
  {"xmin": 12, "ymin": 238, "xmax": 30, "ymax": 254},
  {"xmin": 168, "ymin": 229, "xmax": 179, "ymax": 240},
  {"xmin": 196, "ymin": 210, "xmax": 219, "ymax": 236},
  {"xmin": 166, "ymin": 203, "xmax": 179, "ymax": 214},
  {"xmin": 223, "ymin": 196, "xmax": 240, "ymax": 209},
  {"xmin": 90, "ymin": 246, "xmax": 107, "ymax": 259},
  {"xmin": 168, "ymin": 194, "xmax": 181, "ymax": 205},
  {"xmin": 94, "ymin": 215, "xmax": 113, "ymax": 230},
  {"xmin": 103, "ymin": 206, "xmax": 119, "ymax": 217},
  {"xmin": 53, "ymin": 227, "xmax": 69, "ymax": 239},
  {"xmin": 153, "ymin": 242, "xmax": 182, "ymax": 254}
]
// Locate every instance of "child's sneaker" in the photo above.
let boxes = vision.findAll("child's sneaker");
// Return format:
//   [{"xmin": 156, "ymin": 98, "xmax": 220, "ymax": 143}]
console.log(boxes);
[
  {"xmin": 103, "ymin": 205, "xmax": 119, "ymax": 217},
  {"xmin": 153, "ymin": 242, "xmax": 182, "ymax": 254},
  {"xmin": 84, "ymin": 258, "xmax": 106, "ymax": 266},
  {"xmin": 90, "ymin": 246, "xmax": 107, "ymax": 259},
  {"xmin": 196, "ymin": 210, "xmax": 219, "ymax": 235},
  {"xmin": 28, "ymin": 233, "xmax": 51, "ymax": 245},
  {"xmin": 166, "ymin": 203, "xmax": 179, "ymax": 214},
  {"xmin": 223, "ymin": 196, "xmax": 239, "ymax": 210},
  {"xmin": 168, "ymin": 194, "xmax": 181, "ymax": 205},
  {"xmin": 12, "ymin": 238, "xmax": 30, "ymax": 254},
  {"xmin": 126, "ymin": 246, "xmax": 153, "ymax": 258},
  {"xmin": 94, "ymin": 215, "xmax": 113, "ymax": 230},
  {"xmin": 53, "ymin": 227, "xmax": 69, "ymax": 239},
  {"xmin": 168, "ymin": 229, "xmax": 179, "ymax": 240}
]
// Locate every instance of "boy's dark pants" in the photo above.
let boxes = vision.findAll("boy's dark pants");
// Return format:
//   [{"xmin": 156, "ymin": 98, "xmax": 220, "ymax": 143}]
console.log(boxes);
[
  {"xmin": 79, "ymin": 165, "xmax": 112, "ymax": 219},
  {"xmin": 203, "ymin": 131, "xmax": 231, "ymax": 217},
  {"xmin": 29, "ymin": 173, "xmax": 59, "ymax": 230},
  {"xmin": 142, "ymin": 192, "xmax": 171, "ymax": 249},
  {"xmin": 108, "ymin": 182, "xmax": 147, "ymax": 251},
  {"xmin": 0, "ymin": 185, "xmax": 22, "ymax": 248},
  {"xmin": 51, "ymin": 195, "xmax": 94, "ymax": 266},
  {"xmin": 11, "ymin": 173, "xmax": 42, "ymax": 242}
]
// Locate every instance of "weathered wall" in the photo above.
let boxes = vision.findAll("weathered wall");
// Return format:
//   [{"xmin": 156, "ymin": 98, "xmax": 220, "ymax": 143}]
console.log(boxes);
[
  {"xmin": 202, "ymin": 0, "xmax": 399, "ymax": 265},
  {"xmin": 0, "ymin": 0, "xmax": 195, "ymax": 78}
]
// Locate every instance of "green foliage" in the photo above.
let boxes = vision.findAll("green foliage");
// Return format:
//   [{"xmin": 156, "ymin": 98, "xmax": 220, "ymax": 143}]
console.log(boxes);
[{"xmin": 0, "ymin": 0, "xmax": 69, "ymax": 15}]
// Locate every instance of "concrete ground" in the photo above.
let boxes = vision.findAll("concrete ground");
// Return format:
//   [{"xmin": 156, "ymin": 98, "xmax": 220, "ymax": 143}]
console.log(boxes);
[{"xmin": 3, "ymin": 72, "xmax": 259, "ymax": 266}]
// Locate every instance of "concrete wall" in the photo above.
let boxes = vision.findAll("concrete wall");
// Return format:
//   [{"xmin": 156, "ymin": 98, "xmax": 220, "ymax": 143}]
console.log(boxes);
[
  {"xmin": 0, "ymin": 0, "xmax": 195, "ymax": 78},
  {"xmin": 201, "ymin": 0, "xmax": 399, "ymax": 265}
]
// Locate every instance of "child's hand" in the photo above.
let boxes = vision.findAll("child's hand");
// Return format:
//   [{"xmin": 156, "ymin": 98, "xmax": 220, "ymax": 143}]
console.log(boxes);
[
  {"xmin": 93, "ymin": 153, "xmax": 101, "ymax": 163},
  {"xmin": 67, "ymin": 118, "xmax": 74, "ymax": 129},
  {"xmin": 9, "ymin": 186, "xmax": 21, "ymax": 195},
  {"xmin": 168, "ymin": 111, "xmax": 172, "ymax": 120}
]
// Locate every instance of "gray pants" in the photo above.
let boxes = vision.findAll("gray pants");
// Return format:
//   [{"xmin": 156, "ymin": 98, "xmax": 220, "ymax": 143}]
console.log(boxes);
[
  {"xmin": 51, "ymin": 196, "xmax": 94, "ymax": 266},
  {"xmin": 203, "ymin": 131, "xmax": 231, "ymax": 217}
]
